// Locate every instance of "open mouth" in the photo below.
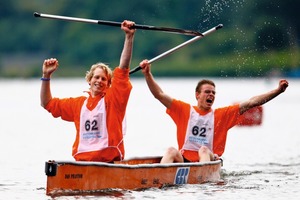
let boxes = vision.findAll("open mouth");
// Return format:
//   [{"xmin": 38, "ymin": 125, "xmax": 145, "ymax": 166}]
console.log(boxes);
[{"xmin": 206, "ymin": 99, "xmax": 213, "ymax": 103}]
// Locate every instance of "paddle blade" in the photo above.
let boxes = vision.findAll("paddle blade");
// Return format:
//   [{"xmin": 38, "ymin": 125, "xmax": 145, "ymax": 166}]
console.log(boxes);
[
  {"xmin": 237, "ymin": 106, "xmax": 263, "ymax": 126},
  {"xmin": 129, "ymin": 66, "xmax": 142, "ymax": 75}
]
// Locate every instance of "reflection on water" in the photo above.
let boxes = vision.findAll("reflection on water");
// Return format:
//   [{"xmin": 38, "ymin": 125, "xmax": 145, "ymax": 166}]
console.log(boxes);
[{"xmin": 0, "ymin": 78, "xmax": 299, "ymax": 199}]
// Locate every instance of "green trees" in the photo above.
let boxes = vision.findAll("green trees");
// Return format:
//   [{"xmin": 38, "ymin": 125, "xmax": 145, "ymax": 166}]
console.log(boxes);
[{"xmin": 0, "ymin": 0, "xmax": 299, "ymax": 77}]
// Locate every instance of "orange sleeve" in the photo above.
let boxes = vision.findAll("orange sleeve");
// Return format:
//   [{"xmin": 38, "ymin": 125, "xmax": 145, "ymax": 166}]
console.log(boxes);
[
  {"xmin": 45, "ymin": 96, "xmax": 86, "ymax": 157},
  {"xmin": 106, "ymin": 67, "xmax": 132, "ymax": 111},
  {"xmin": 105, "ymin": 67, "xmax": 132, "ymax": 159},
  {"xmin": 213, "ymin": 104, "xmax": 240, "ymax": 156},
  {"xmin": 45, "ymin": 96, "xmax": 86, "ymax": 122},
  {"xmin": 167, "ymin": 99, "xmax": 191, "ymax": 149}
]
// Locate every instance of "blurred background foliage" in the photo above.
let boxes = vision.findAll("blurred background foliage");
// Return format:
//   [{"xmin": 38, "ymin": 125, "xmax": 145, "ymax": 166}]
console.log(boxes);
[{"xmin": 0, "ymin": 0, "xmax": 299, "ymax": 78}]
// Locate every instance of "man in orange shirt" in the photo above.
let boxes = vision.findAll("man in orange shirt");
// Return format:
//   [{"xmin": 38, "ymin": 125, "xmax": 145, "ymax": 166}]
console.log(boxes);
[
  {"xmin": 40, "ymin": 20, "xmax": 136, "ymax": 162},
  {"xmin": 139, "ymin": 60, "xmax": 289, "ymax": 163}
]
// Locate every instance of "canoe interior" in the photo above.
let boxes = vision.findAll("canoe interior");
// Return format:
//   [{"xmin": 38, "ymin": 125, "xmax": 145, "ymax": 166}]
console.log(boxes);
[{"xmin": 114, "ymin": 156, "xmax": 162, "ymax": 164}]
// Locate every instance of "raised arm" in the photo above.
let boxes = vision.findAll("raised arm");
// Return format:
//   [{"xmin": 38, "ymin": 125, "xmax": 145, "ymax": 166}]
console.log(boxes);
[
  {"xmin": 239, "ymin": 79, "xmax": 289, "ymax": 114},
  {"xmin": 40, "ymin": 58, "xmax": 59, "ymax": 108},
  {"xmin": 119, "ymin": 20, "xmax": 136, "ymax": 70},
  {"xmin": 139, "ymin": 60, "xmax": 173, "ymax": 108}
]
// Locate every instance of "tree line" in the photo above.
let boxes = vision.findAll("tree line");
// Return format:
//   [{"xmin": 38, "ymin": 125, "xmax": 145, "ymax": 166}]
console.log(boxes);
[{"xmin": 0, "ymin": 0, "xmax": 299, "ymax": 78}]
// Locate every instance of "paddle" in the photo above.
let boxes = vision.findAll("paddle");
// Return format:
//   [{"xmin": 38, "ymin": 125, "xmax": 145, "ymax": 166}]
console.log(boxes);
[
  {"xmin": 33, "ymin": 12, "xmax": 203, "ymax": 36},
  {"xmin": 129, "ymin": 24, "xmax": 223, "ymax": 75}
]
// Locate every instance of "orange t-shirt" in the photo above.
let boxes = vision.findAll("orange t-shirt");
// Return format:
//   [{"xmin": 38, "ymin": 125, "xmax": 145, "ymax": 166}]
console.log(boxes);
[
  {"xmin": 167, "ymin": 99, "xmax": 240, "ymax": 162},
  {"xmin": 45, "ymin": 67, "xmax": 132, "ymax": 162}
]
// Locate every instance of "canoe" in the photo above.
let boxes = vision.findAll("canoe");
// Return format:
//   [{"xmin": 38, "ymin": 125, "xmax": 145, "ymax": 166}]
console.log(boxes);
[{"xmin": 45, "ymin": 156, "xmax": 222, "ymax": 197}]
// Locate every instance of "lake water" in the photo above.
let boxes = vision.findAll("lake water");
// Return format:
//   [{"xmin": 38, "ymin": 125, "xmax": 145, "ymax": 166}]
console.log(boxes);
[{"xmin": 0, "ymin": 77, "xmax": 299, "ymax": 200}]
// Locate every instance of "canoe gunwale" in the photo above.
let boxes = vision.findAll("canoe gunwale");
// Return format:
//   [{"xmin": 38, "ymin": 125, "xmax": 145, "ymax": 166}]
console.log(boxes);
[{"xmin": 46, "ymin": 159, "xmax": 222, "ymax": 170}]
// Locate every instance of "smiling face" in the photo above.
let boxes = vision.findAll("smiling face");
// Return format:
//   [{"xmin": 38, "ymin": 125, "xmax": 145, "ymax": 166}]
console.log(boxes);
[
  {"xmin": 195, "ymin": 82, "xmax": 216, "ymax": 111},
  {"xmin": 88, "ymin": 67, "xmax": 110, "ymax": 97},
  {"xmin": 85, "ymin": 63, "xmax": 112, "ymax": 97}
]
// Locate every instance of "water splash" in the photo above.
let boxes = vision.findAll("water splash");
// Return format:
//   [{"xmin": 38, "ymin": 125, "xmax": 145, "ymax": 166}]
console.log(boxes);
[{"xmin": 198, "ymin": 0, "xmax": 245, "ymax": 29}]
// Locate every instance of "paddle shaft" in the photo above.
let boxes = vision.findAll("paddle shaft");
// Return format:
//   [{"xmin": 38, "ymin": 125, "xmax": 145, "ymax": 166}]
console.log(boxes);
[
  {"xmin": 33, "ymin": 12, "xmax": 203, "ymax": 36},
  {"xmin": 129, "ymin": 24, "xmax": 223, "ymax": 74}
]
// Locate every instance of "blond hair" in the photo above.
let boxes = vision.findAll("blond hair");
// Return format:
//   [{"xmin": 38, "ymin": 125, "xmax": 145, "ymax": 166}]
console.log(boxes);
[{"xmin": 85, "ymin": 63, "xmax": 113, "ymax": 85}]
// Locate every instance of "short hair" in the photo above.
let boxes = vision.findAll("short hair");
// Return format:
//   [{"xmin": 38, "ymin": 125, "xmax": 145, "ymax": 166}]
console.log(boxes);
[
  {"xmin": 195, "ymin": 79, "xmax": 215, "ymax": 93},
  {"xmin": 85, "ymin": 63, "xmax": 113, "ymax": 85}
]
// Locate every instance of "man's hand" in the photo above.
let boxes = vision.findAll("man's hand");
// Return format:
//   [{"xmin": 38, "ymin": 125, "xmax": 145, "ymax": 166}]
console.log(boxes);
[{"xmin": 42, "ymin": 58, "xmax": 59, "ymax": 77}]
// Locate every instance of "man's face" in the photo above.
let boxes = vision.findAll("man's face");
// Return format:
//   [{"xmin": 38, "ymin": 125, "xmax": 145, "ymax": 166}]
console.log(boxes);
[
  {"xmin": 196, "ymin": 84, "xmax": 216, "ymax": 111},
  {"xmin": 89, "ymin": 68, "xmax": 109, "ymax": 97}
]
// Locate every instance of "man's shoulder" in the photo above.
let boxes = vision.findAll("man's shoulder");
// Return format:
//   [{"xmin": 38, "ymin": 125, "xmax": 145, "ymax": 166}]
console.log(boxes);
[{"xmin": 215, "ymin": 104, "xmax": 239, "ymax": 114}]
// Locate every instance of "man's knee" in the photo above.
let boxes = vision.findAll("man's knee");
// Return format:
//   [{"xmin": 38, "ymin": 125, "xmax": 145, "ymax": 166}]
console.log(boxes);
[
  {"xmin": 165, "ymin": 147, "xmax": 179, "ymax": 157},
  {"xmin": 198, "ymin": 146, "xmax": 210, "ymax": 154}
]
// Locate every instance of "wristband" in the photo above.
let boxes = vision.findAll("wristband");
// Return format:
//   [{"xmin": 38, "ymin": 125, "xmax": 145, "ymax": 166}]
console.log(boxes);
[{"xmin": 41, "ymin": 77, "xmax": 50, "ymax": 81}]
